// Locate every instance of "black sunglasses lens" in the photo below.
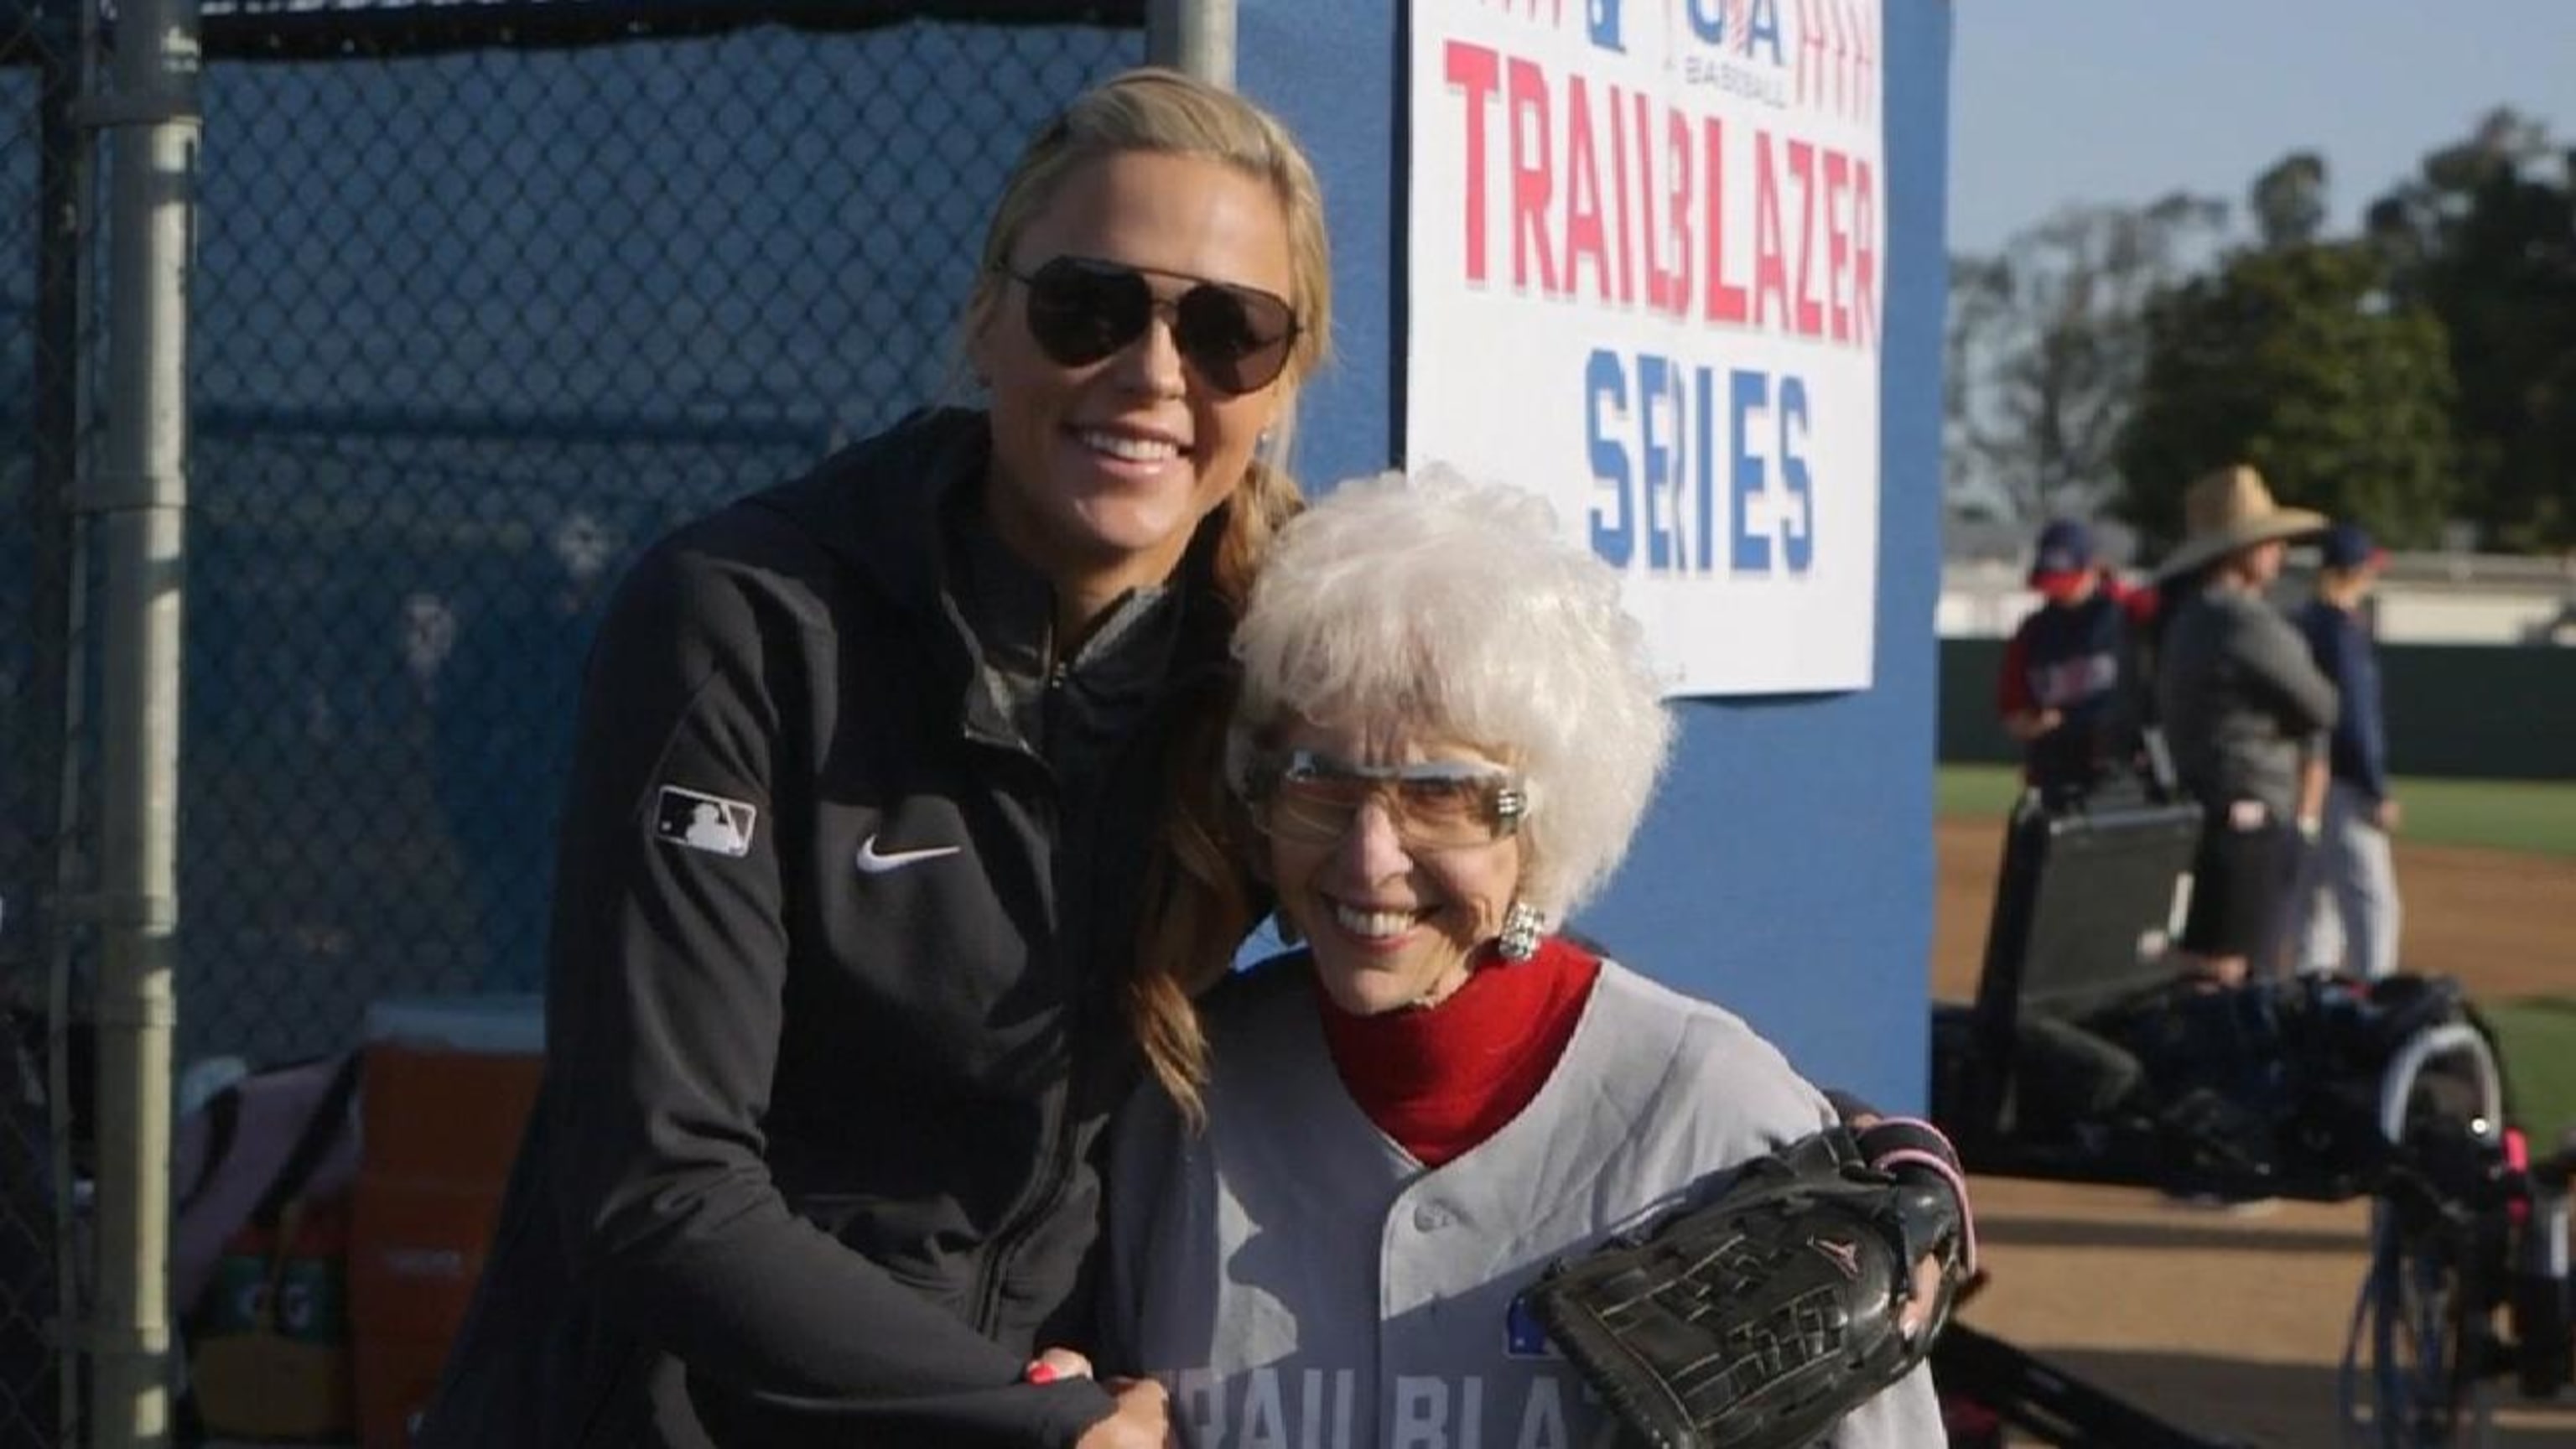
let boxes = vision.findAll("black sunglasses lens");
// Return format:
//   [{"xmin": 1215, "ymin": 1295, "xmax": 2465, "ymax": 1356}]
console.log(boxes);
[
  {"xmin": 1024, "ymin": 260, "xmax": 1151, "ymax": 368},
  {"xmin": 1020, "ymin": 258, "xmax": 1295, "ymax": 396},
  {"xmin": 1174, "ymin": 287, "xmax": 1292, "ymax": 395}
]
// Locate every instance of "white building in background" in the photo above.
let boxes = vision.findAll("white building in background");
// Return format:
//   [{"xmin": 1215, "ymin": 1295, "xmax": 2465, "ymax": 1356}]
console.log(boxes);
[{"xmin": 1941, "ymin": 513, "xmax": 2576, "ymax": 645}]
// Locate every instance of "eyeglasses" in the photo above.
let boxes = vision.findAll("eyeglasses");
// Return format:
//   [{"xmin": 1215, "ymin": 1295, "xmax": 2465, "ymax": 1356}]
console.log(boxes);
[
  {"xmin": 1244, "ymin": 750, "xmax": 1527, "ymax": 850},
  {"xmin": 1002, "ymin": 255, "xmax": 1300, "ymax": 397}
]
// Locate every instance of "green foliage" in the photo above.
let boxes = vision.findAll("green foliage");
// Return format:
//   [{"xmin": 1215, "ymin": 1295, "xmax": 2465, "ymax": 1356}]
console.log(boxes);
[
  {"xmin": 2113, "ymin": 241, "xmax": 2458, "ymax": 553},
  {"xmin": 1945, "ymin": 197, "xmax": 2228, "ymax": 522},
  {"xmin": 2376, "ymin": 132, "xmax": 2576, "ymax": 551},
  {"xmin": 2357, "ymin": 109, "xmax": 2573, "ymax": 549},
  {"xmin": 1953, "ymin": 111, "xmax": 2576, "ymax": 553},
  {"xmin": 2249, "ymin": 151, "xmax": 2329, "ymax": 251}
]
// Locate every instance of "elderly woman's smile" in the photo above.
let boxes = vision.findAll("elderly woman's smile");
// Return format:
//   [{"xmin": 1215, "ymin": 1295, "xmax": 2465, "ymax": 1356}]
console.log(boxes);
[
  {"xmin": 1324, "ymin": 899, "xmax": 1430, "ymax": 941},
  {"xmin": 1263, "ymin": 720, "xmax": 1525, "ymax": 1015}
]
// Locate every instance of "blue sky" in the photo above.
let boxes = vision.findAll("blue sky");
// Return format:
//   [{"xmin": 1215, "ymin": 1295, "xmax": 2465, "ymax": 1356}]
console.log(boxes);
[{"xmin": 1947, "ymin": 1, "xmax": 2576, "ymax": 253}]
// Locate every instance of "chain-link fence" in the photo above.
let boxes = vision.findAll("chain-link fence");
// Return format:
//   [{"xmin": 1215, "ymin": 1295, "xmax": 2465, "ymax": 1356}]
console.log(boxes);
[
  {"xmin": 3, "ymin": 4, "xmax": 1145, "ymax": 1442},
  {"xmin": 3, "ymin": 3, "xmax": 90, "ymax": 1440}
]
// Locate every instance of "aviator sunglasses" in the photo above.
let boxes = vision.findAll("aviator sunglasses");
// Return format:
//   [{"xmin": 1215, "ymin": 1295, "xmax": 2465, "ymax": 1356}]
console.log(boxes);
[
  {"xmin": 1244, "ymin": 750, "xmax": 1528, "ymax": 851},
  {"xmin": 1003, "ymin": 255, "xmax": 1300, "ymax": 397}
]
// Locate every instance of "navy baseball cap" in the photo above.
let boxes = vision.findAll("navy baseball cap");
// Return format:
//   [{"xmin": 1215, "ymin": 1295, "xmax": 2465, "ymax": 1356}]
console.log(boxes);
[
  {"xmin": 2027, "ymin": 519, "xmax": 2096, "ymax": 599},
  {"xmin": 2319, "ymin": 522, "xmax": 2387, "ymax": 572}
]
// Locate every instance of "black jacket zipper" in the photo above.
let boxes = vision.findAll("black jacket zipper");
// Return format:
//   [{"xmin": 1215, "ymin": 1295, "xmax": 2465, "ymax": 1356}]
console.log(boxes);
[
  {"xmin": 967, "ymin": 665, "xmax": 1076, "ymax": 1337},
  {"xmin": 968, "ymin": 652, "xmax": 1150, "ymax": 1336}
]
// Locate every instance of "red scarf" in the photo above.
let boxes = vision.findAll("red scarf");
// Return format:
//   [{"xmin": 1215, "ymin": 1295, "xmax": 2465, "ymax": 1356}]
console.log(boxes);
[{"xmin": 1313, "ymin": 935, "xmax": 1601, "ymax": 1168}]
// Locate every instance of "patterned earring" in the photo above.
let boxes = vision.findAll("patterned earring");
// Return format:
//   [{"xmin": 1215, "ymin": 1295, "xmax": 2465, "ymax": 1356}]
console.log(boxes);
[{"xmin": 1497, "ymin": 900, "xmax": 1544, "ymax": 963}]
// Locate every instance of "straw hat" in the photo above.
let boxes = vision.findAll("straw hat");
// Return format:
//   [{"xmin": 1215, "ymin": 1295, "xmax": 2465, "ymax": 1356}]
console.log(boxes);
[{"xmin": 2154, "ymin": 465, "xmax": 2327, "ymax": 579}]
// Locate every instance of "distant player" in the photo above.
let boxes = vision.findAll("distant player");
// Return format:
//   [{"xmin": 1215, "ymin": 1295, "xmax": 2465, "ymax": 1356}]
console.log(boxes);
[
  {"xmin": 2290, "ymin": 522, "xmax": 2402, "ymax": 979},
  {"xmin": 1997, "ymin": 519, "xmax": 2156, "ymax": 806}
]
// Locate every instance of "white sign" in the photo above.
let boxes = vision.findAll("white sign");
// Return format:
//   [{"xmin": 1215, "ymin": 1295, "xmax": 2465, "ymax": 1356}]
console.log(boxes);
[{"xmin": 1405, "ymin": 0, "xmax": 1887, "ymax": 695}]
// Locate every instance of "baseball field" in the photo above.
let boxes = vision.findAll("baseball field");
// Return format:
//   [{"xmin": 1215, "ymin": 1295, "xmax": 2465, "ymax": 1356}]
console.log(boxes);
[{"xmin": 1932, "ymin": 767, "xmax": 2576, "ymax": 1446}]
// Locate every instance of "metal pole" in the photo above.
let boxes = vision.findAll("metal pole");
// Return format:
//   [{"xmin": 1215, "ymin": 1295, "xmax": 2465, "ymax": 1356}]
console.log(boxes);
[
  {"xmin": 83, "ymin": 0, "xmax": 200, "ymax": 1441},
  {"xmin": 1145, "ymin": 0, "xmax": 1238, "ymax": 88}
]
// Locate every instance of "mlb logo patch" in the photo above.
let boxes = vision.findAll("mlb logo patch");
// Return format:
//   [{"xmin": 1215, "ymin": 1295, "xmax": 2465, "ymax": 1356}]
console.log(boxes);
[
  {"xmin": 1504, "ymin": 1289, "xmax": 1558, "ymax": 1359},
  {"xmin": 653, "ymin": 785, "xmax": 756, "ymax": 858}
]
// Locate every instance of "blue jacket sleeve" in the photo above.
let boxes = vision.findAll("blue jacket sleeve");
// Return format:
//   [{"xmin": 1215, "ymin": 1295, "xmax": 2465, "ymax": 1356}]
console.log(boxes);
[
  {"xmin": 2301, "ymin": 604, "xmax": 2389, "ymax": 802},
  {"xmin": 2330, "ymin": 616, "xmax": 2390, "ymax": 800}
]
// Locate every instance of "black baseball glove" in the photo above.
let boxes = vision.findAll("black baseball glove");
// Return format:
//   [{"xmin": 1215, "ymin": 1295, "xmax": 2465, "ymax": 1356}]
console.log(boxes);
[{"xmin": 1524, "ymin": 1121, "xmax": 1972, "ymax": 1449}]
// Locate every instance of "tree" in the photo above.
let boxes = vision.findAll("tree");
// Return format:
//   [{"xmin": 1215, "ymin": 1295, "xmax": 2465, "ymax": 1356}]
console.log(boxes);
[
  {"xmin": 2249, "ymin": 151, "xmax": 2329, "ymax": 251},
  {"xmin": 2367, "ymin": 110, "xmax": 2576, "ymax": 550},
  {"xmin": 2115, "ymin": 242, "xmax": 2459, "ymax": 554},
  {"xmin": 1944, "ymin": 194, "xmax": 2228, "ymax": 522},
  {"xmin": 2364, "ymin": 107, "xmax": 2555, "ymax": 277}
]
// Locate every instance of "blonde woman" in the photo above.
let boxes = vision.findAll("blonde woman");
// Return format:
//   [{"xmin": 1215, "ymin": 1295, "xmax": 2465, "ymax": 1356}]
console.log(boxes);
[{"xmin": 421, "ymin": 69, "xmax": 1332, "ymax": 1449}]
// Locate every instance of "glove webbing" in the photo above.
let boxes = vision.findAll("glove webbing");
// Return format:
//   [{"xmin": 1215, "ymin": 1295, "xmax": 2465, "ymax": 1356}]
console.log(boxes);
[{"xmin": 1851, "ymin": 1115, "xmax": 1977, "ymax": 1277}]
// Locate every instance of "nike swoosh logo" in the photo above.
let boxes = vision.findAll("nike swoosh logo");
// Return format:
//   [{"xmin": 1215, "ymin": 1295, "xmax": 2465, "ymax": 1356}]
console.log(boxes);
[{"xmin": 855, "ymin": 834, "xmax": 963, "ymax": 875}]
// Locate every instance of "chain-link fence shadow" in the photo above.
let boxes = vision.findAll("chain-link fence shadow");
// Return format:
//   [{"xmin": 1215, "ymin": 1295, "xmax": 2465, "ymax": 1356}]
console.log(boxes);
[
  {"xmin": 186, "ymin": 8, "xmax": 1142, "ymax": 1062},
  {"xmin": 3, "ymin": 3, "xmax": 89, "ymax": 1441}
]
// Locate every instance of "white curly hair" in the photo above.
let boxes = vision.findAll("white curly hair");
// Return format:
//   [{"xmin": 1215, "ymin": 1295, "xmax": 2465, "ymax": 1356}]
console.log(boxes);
[{"xmin": 1224, "ymin": 466, "xmax": 1675, "ymax": 924}]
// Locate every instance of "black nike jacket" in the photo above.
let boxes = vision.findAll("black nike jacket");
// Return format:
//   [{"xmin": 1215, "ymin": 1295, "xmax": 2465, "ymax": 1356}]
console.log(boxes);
[{"xmin": 416, "ymin": 408, "xmax": 1233, "ymax": 1447}]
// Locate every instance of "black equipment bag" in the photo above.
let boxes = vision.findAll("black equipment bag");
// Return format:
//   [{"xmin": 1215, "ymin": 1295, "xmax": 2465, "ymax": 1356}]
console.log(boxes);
[
  {"xmin": 1947, "ymin": 787, "xmax": 2200, "ymax": 1151},
  {"xmin": 1932, "ymin": 766, "xmax": 2514, "ymax": 1199}
]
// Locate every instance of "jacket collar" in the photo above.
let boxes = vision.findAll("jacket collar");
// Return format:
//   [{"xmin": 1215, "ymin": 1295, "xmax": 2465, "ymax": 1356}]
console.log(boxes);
[
  {"xmin": 750, "ymin": 406, "xmax": 1239, "ymax": 735},
  {"xmin": 753, "ymin": 406, "xmax": 985, "ymax": 621}
]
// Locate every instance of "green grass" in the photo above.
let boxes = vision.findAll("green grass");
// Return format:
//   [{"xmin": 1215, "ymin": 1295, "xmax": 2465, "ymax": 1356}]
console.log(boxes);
[
  {"xmin": 1934, "ymin": 764, "xmax": 2576, "ymax": 858},
  {"xmin": 2484, "ymin": 998, "xmax": 2576, "ymax": 1150},
  {"xmin": 1934, "ymin": 763, "xmax": 2025, "ymax": 821},
  {"xmin": 2390, "ymin": 776, "xmax": 2576, "ymax": 857}
]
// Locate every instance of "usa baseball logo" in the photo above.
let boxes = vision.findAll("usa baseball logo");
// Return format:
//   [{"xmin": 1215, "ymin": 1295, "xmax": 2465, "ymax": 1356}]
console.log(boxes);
[{"xmin": 1478, "ymin": 0, "xmax": 1881, "ymax": 122}]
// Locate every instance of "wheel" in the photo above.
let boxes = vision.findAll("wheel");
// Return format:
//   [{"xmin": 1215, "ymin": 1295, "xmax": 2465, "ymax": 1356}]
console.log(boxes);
[
  {"xmin": 2345, "ymin": 1071, "xmax": 2508, "ymax": 1446},
  {"xmin": 2363, "ymin": 1192, "xmax": 2476, "ymax": 1445}
]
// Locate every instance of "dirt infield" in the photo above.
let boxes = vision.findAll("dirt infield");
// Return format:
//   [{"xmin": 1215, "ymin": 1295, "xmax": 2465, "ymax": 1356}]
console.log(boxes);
[
  {"xmin": 1932, "ymin": 818, "xmax": 2576, "ymax": 1446},
  {"xmin": 1933, "ymin": 818, "xmax": 2576, "ymax": 1005}
]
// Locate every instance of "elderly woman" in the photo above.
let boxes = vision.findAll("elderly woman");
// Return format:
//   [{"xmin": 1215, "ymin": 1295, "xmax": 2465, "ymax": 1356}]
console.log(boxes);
[{"xmin": 1097, "ymin": 470, "xmax": 1946, "ymax": 1447}]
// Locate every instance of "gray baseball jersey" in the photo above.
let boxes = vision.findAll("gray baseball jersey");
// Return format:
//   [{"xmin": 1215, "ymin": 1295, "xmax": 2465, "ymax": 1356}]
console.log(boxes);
[{"xmin": 1103, "ymin": 953, "xmax": 1945, "ymax": 1448}]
